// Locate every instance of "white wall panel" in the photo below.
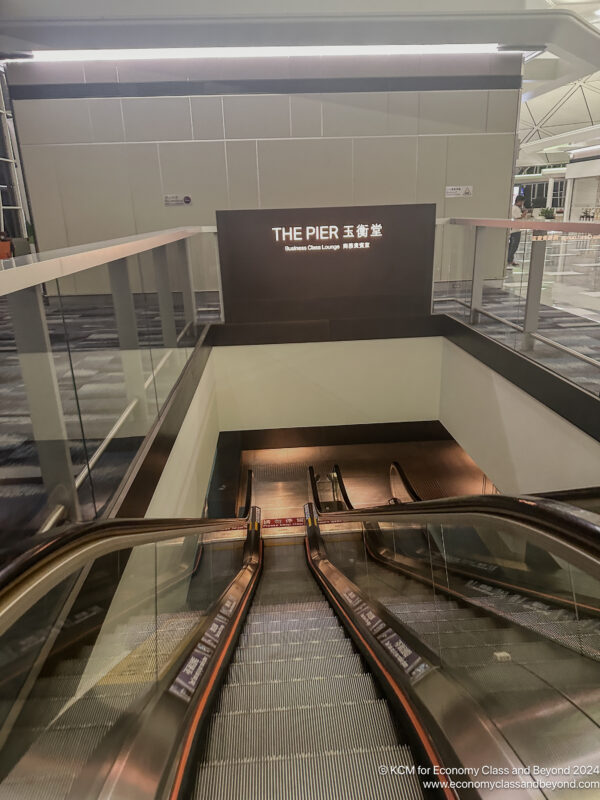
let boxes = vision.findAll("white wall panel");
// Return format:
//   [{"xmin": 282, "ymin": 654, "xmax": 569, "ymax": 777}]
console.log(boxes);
[
  {"xmin": 190, "ymin": 96, "xmax": 225, "ymax": 140},
  {"xmin": 440, "ymin": 340, "xmax": 600, "ymax": 494},
  {"xmin": 211, "ymin": 338, "xmax": 443, "ymax": 431},
  {"xmin": 225, "ymin": 140, "xmax": 260, "ymax": 209},
  {"xmin": 289, "ymin": 95, "xmax": 322, "ymax": 138},
  {"xmin": 19, "ymin": 145, "xmax": 69, "ymax": 250},
  {"xmin": 419, "ymin": 91, "xmax": 488, "ymax": 135},
  {"xmin": 158, "ymin": 141, "xmax": 229, "ymax": 224},
  {"xmin": 321, "ymin": 93, "xmax": 388, "ymax": 137},
  {"xmin": 53, "ymin": 145, "xmax": 136, "ymax": 245},
  {"xmin": 223, "ymin": 94, "xmax": 291, "ymax": 140},
  {"xmin": 15, "ymin": 99, "xmax": 93, "ymax": 145},
  {"xmin": 486, "ymin": 90, "xmax": 521, "ymax": 134},
  {"xmin": 353, "ymin": 137, "xmax": 418, "ymax": 205},
  {"xmin": 122, "ymin": 97, "xmax": 193, "ymax": 142},
  {"xmin": 387, "ymin": 92, "xmax": 420, "ymax": 135},
  {"xmin": 445, "ymin": 133, "xmax": 514, "ymax": 218},
  {"xmin": 257, "ymin": 138, "xmax": 353, "ymax": 208},
  {"xmin": 88, "ymin": 99, "xmax": 125, "ymax": 143},
  {"xmin": 416, "ymin": 135, "xmax": 447, "ymax": 207}
]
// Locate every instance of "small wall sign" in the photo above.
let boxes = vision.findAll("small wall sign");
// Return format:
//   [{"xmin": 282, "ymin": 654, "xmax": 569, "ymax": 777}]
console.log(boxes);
[
  {"xmin": 164, "ymin": 194, "xmax": 192, "ymax": 206},
  {"xmin": 445, "ymin": 185, "xmax": 473, "ymax": 198}
]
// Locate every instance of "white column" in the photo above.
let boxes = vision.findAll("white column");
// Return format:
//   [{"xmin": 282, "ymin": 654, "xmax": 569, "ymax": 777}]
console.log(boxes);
[
  {"xmin": 546, "ymin": 176, "xmax": 555, "ymax": 208},
  {"xmin": 564, "ymin": 178, "xmax": 575, "ymax": 221}
]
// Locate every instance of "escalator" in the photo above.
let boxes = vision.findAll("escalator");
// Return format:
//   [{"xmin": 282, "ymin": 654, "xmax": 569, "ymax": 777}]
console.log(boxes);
[
  {"xmin": 310, "ymin": 464, "xmax": 600, "ymax": 798},
  {"xmin": 194, "ymin": 539, "xmax": 424, "ymax": 800},
  {"xmin": 0, "ymin": 459, "xmax": 599, "ymax": 799}
]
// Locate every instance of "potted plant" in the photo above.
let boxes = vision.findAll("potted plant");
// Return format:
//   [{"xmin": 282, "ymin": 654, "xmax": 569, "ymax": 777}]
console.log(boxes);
[{"xmin": 540, "ymin": 207, "xmax": 555, "ymax": 220}]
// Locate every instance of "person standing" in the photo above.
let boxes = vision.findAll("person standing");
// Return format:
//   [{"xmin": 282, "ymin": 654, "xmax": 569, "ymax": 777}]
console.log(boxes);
[{"xmin": 507, "ymin": 195, "xmax": 525, "ymax": 267}]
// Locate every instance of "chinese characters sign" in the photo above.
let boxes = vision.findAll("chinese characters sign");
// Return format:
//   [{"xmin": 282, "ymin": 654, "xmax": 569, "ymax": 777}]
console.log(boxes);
[{"xmin": 217, "ymin": 203, "xmax": 436, "ymax": 327}]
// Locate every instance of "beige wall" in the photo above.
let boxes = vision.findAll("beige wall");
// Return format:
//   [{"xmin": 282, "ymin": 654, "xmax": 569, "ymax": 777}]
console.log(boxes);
[
  {"xmin": 10, "ymin": 54, "xmax": 520, "ymax": 291},
  {"xmin": 439, "ymin": 339, "xmax": 600, "ymax": 494},
  {"xmin": 146, "ymin": 355, "xmax": 220, "ymax": 517},
  {"xmin": 146, "ymin": 337, "xmax": 600, "ymax": 518},
  {"xmin": 212, "ymin": 338, "xmax": 443, "ymax": 432}
]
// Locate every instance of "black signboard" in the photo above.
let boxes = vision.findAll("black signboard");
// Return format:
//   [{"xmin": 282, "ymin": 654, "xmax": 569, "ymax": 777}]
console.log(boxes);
[{"xmin": 216, "ymin": 204, "xmax": 435, "ymax": 327}]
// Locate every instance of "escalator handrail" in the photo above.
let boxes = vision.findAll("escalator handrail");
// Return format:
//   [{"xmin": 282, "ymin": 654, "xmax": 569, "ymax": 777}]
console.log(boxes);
[
  {"xmin": 390, "ymin": 460, "xmax": 423, "ymax": 502},
  {"xmin": 309, "ymin": 490, "xmax": 600, "ymax": 561},
  {"xmin": 0, "ymin": 515, "xmax": 248, "ymax": 632},
  {"xmin": 238, "ymin": 469, "xmax": 254, "ymax": 519},
  {"xmin": 303, "ymin": 503, "xmax": 539, "ymax": 800},
  {"xmin": 332, "ymin": 463, "xmax": 355, "ymax": 510},
  {"xmin": 307, "ymin": 465, "xmax": 324, "ymax": 515},
  {"xmin": 537, "ymin": 485, "xmax": 600, "ymax": 504}
]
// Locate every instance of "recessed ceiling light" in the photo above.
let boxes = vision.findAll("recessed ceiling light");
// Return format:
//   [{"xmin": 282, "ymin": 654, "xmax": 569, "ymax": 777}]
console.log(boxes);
[{"xmin": 12, "ymin": 44, "xmax": 502, "ymax": 63}]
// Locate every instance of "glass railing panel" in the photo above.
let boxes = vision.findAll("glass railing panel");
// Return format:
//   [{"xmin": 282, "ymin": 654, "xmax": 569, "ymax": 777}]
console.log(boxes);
[
  {"xmin": 432, "ymin": 221, "xmax": 473, "ymax": 321},
  {"xmin": 0, "ymin": 294, "xmax": 52, "ymax": 532},
  {"xmin": 0, "ymin": 229, "xmax": 222, "ymax": 529},
  {"xmin": 0, "ymin": 573, "xmax": 83, "ymax": 733},
  {"xmin": 0, "ymin": 524, "xmax": 244, "ymax": 799},
  {"xmin": 433, "ymin": 218, "xmax": 600, "ymax": 398},
  {"xmin": 52, "ymin": 261, "xmax": 159, "ymax": 520},
  {"xmin": 324, "ymin": 510, "xmax": 600, "ymax": 782}
]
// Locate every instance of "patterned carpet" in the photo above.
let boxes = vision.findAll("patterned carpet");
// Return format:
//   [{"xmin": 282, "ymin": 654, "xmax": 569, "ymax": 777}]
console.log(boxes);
[{"xmin": 0, "ymin": 291, "xmax": 221, "ymax": 533}]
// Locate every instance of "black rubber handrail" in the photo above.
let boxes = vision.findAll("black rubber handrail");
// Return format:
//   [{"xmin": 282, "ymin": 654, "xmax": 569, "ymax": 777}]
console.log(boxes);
[
  {"xmin": 238, "ymin": 469, "xmax": 254, "ymax": 519},
  {"xmin": 310, "ymin": 492, "xmax": 600, "ymax": 562},
  {"xmin": 332, "ymin": 464, "xmax": 354, "ymax": 510},
  {"xmin": 307, "ymin": 465, "xmax": 324, "ymax": 515},
  {"xmin": 390, "ymin": 461, "xmax": 422, "ymax": 502},
  {"xmin": 538, "ymin": 486, "xmax": 600, "ymax": 504},
  {"xmin": 0, "ymin": 515, "xmax": 246, "ymax": 602}
]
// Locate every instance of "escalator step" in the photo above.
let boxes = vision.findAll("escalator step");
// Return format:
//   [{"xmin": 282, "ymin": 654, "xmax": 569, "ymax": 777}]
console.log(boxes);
[
  {"xmin": 244, "ymin": 615, "xmax": 338, "ymax": 635},
  {"xmin": 233, "ymin": 638, "xmax": 354, "ymax": 664},
  {"xmin": 239, "ymin": 621, "xmax": 343, "ymax": 646},
  {"xmin": 227, "ymin": 653, "xmax": 366, "ymax": 685},
  {"xmin": 217, "ymin": 673, "xmax": 379, "ymax": 714},
  {"xmin": 247, "ymin": 601, "xmax": 333, "ymax": 620},
  {"xmin": 204, "ymin": 700, "xmax": 396, "ymax": 761},
  {"xmin": 194, "ymin": 745, "xmax": 422, "ymax": 800}
]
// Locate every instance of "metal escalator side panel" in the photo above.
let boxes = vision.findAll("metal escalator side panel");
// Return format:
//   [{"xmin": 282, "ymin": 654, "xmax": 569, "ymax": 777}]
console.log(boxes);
[{"xmin": 304, "ymin": 504, "xmax": 545, "ymax": 800}]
